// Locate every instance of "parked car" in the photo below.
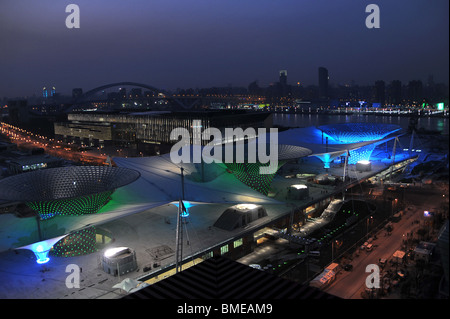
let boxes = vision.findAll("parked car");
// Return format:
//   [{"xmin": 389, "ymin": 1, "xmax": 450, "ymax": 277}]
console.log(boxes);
[
  {"xmin": 249, "ymin": 264, "xmax": 262, "ymax": 270},
  {"xmin": 343, "ymin": 264, "xmax": 353, "ymax": 271},
  {"xmin": 308, "ymin": 251, "xmax": 321, "ymax": 257}
]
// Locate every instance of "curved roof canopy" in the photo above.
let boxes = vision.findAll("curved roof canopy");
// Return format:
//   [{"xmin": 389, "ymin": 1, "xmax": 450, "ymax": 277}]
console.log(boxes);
[
  {"xmin": 275, "ymin": 124, "xmax": 402, "ymax": 156},
  {"xmin": 208, "ymin": 142, "xmax": 312, "ymax": 163},
  {"xmin": 0, "ymin": 166, "xmax": 140, "ymax": 202},
  {"xmin": 317, "ymin": 123, "xmax": 401, "ymax": 143}
]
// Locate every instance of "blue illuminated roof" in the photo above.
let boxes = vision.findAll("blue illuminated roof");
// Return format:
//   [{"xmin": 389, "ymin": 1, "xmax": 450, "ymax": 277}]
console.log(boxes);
[
  {"xmin": 317, "ymin": 123, "xmax": 401, "ymax": 144},
  {"xmin": 275, "ymin": 124, "xmax": 401, "ymax": 155},
  {"xmin": 275, "ymin": 123, "xmax": 402, "ymax": 168}
]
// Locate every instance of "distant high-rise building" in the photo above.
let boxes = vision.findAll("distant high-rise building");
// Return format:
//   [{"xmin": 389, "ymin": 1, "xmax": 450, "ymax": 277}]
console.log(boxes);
[
  {"xmin": 407, "ymin": 80, "xmax": 423, "ymax": 104},
  {"xmin": 248, "ymin": 81, "xmax": 260, "ymax": 96},
  {"xmin": 51, "ymin": 87, "xmax": 56, "ymax": 97},
  {"xmin": 388, "ymin": 80, "xmax": 402, "ymax": 105},
  {"xmin": 279, "ymin": 70, "xmax": 287, "ymax": 86},
  {"xmin": 318, "ymin": 67, "xmax": 329, "ymax": 100},
  {"xmin": 7, "ymin": 100, "xmax": 29, "ymax": 125},
  {"xmin": 425, "ymin": 75, "xmax": 436, "ymax": 101},
  {"xmin": 374, "ymin": 80, "xmax": 385, "ymax": 106},
  {"xmin": 278, "ymin": 70, "xmax": 288, "ymax": 96},
  {"xmin": 427, "ymin": 75, "xmax": 435, "ymax": 88},
  {"xmin": 43, "ymin": 87, "xmax": 48, "ymax": 98}
]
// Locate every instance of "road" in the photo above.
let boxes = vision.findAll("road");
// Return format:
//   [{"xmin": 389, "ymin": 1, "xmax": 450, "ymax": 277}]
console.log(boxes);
[
  {"xmin": 323, "ymin": 204, "xmax": 428, "ymax": 299},
  {"xmin": 0, "ymin": 122, "xmax": 107, "ymax": 165}
]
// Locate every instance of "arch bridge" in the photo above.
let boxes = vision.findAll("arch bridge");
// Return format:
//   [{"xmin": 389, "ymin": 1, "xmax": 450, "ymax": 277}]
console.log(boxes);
[
  {"xmin": 73, "ymin": 82, "xmax": 244, "ymax": 110},
  {"xmin": 82, "ymin": 82, "xmax": 162, "ymax": 99}
]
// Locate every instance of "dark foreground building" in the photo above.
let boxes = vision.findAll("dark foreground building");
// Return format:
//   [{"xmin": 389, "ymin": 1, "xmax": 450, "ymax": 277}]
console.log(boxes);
[{"xmin": 123, "ymin": 256, "xmax": 340, "ymax": 299}]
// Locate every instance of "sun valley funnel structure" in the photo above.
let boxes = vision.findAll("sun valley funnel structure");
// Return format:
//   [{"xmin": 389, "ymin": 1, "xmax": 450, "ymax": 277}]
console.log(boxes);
[
  {"xmin": 316, "ymin": 123, "xmax": 401, "ymax": 166},
  {"xmin": 0, "ymin": 166, "xmax": 140, "ymax": 220}
]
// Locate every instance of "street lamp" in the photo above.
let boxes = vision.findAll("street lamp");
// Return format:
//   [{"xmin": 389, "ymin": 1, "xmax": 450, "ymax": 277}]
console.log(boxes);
[{"xmin": 366, "ymin": 216, "xmax": 373, "ymax": 240}]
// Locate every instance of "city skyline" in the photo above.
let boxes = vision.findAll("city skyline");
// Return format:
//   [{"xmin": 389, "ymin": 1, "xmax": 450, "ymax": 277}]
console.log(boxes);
[{"xmin": 1, "ymin": 0, "xmax": 449, "ymax": 98}]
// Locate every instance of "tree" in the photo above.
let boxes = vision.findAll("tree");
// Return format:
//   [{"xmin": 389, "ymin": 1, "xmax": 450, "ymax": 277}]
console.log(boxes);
[{"xmin": 416, "ymin": 228, "xmax": 427, "ymax": 241}]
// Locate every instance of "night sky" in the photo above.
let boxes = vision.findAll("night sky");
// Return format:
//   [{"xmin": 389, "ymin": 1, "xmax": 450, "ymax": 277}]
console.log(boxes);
[{"xmin": 1, "ymin": 0, "xmax": 448, "ymax": 98}]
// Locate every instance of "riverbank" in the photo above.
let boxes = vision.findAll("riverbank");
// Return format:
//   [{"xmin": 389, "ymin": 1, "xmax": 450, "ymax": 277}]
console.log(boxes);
[{"xmin": 272, "ymin": 109, "xmax": 449, "ymax": 118}]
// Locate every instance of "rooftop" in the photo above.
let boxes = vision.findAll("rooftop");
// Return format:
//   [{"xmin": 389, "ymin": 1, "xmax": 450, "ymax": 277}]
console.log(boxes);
[
  {"xmin": 124, "ymin": 255, "xmax": 340, "ymax": 299},
  {"xmin": 0, "ymin": 166, "xmax": 140, "ymax": 202},
  {"xmin": 0, "ymin": 124, "xmax": 419, "ymax": 299}
]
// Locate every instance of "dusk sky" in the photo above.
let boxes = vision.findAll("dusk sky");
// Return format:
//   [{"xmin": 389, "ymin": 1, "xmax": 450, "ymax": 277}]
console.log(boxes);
[{"xmin": 1, "ymin": 0, "xmax": 448, "ymax": 98}]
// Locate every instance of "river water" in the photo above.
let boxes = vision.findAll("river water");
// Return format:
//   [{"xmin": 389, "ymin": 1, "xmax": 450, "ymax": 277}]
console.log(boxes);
[{"xmin": 273, "ymin": 113, "xmax": 449, "ymax": 134}]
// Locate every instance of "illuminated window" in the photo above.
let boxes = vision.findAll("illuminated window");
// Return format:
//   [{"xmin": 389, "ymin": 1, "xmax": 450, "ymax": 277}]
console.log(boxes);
[
  {"xmin": 220, "ymin": 244, "xmax": 229, "ymax": 255},
  {"xmin": 233, "ymin": 238, "xmax": 243, "ymax": 248},
  {"xmin": 203, "ymin": 251, "xmax": 213, "ymax": 260}
]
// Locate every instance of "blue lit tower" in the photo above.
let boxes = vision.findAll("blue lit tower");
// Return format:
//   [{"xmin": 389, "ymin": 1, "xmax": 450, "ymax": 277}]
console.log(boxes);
[{"xmin": 42, "ymin": 87, "xmax": 48, "ymax": 98}]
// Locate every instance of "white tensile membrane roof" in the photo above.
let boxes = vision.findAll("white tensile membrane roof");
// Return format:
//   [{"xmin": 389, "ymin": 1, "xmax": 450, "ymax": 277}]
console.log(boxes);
[
  {"xmin": 72, "ymin": 125, "xmax": 399, "ymax": 222},
  {"xmin": 110, "ymin": 143, "xmax": 307, "ymax": 207},
  {"xmin": 0, "ymin": 166, "xmax": 140, "ymax": 202},
  {"xmin": 108, "ymin": 124, "xmax": 401, "ymax": 214},
  {"xmin": 275, "ymin": 126, "xmax": 401, "ymax": 156},
  {"xmin": 0, "ymin": 142, "xmax": 313, "ymax": 253}
]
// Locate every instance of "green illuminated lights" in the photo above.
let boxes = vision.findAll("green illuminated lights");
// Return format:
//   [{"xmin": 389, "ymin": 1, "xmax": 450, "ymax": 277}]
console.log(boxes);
[
  {"xmin": 26, "ymin": 190, "xmax": 113, "ymax": 220},
  {"xmin": 225, "ymin": 161, "xmax": 285, "ymax": 195},
  {"xmin": 50, "ymin": 227, "xmax": 98, "ymax": 257}
]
